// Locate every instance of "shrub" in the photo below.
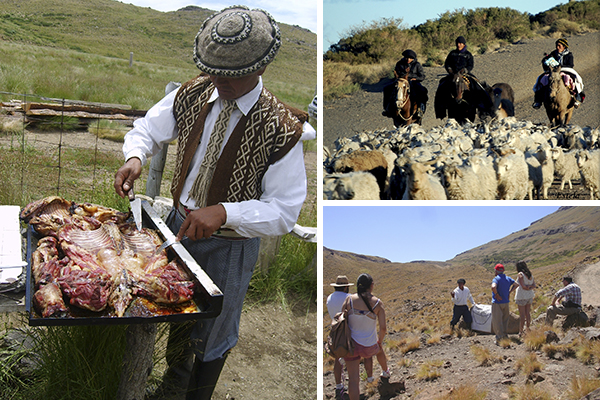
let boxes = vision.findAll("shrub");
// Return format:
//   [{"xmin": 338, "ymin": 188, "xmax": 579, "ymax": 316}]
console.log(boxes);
[
  {"xmin": 435, "ymin": 384, "xmax": 487, "ymax": 400},
  {"xmin": 416, "ymin": 360, "xmax": 443, "ymax": 381}
]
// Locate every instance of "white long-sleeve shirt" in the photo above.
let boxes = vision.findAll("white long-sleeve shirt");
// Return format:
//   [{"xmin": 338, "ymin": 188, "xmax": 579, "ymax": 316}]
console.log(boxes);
[
  {"xmin": 123, "ymin": 77, "xmax": 316, "ymax": 238},
  {"xmin": 452, "ymin": 286, "xmax": 475, "ymax": 306}
]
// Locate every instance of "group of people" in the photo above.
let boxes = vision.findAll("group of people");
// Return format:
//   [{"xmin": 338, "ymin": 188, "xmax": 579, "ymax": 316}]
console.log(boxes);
[
  {"xmin": 328, "ymin": 264, "xmax": 584, "ymax": 399},
  {"xmin": 326, "ymin": 275, "xmax": 390, "ymax": 400},
  {"xmin": 451, "ymin": 261, "xmax": 583, "ymax": 344},
  {"xmin": 383, "ymin": 35, "xmax": 585, "ymax": 122}
]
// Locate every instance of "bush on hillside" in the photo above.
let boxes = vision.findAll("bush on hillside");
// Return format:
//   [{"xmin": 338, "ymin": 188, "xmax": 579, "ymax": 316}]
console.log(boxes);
[
  {"xmin": 324, "ymin": 18, "xmax": 421, "ymax": 64},
  {"xmin": 531, "ymin": 0, "xmax": 600, "ymax": 30}
]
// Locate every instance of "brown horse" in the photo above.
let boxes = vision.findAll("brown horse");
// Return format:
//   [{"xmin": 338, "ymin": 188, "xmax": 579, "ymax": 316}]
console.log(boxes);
[
  {"xmin": 480, "ymin": 82, "xmax": 515, "ymax": 121},
  {"xmin": 434, "ymin": 70, "xmax": 491, "ymax": 124},
  {"xmin": 543, "ymin": 66, "xmax": 574, "ymax": 127},
  {"xmin": 382, "ymin": 64, "xmax": 421, "ymax": 127}
]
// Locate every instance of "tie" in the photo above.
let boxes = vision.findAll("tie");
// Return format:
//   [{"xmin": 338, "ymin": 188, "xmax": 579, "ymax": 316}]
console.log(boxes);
[{"xmin": 189, "ymin": 99, "xmax": 237, "ymax": 208}]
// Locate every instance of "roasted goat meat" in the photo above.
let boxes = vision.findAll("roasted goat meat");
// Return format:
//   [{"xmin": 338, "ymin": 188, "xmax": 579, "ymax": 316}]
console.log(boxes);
[
  {"xmin": 136, "ymin": 261, "xmax": 195, "ymax": 304},
  {"xmin": 33, "ymin": 282, "xmax": 69, "ymax": 318},
  {"xmin": 24, "ymin": 196, "xmax": 198, "ymax": 318},
  {"xmin": 57, "ymin": 268, "xmax": 111, "ymax": 312}
]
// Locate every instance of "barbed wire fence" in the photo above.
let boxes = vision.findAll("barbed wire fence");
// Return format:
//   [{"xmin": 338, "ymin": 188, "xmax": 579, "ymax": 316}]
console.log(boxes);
[{"xmin": 0, "ymin": 90, "xmax": 143, "ymax": 207}]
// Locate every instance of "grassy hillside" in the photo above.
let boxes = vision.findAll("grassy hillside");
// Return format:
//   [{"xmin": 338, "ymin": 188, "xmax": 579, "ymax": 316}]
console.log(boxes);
[{"xmin": 0, "ymin": 0, "xmax": 317, "ymax": 110}]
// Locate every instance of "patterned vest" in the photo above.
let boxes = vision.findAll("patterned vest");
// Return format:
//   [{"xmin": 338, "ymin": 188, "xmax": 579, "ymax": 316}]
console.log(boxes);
[{"xmin": 171, "ymin": 75, "xmax": 307, "ymax": 207}]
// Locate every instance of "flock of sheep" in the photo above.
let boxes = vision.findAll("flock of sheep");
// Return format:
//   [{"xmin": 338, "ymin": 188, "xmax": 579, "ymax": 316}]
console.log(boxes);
[{"xmin": 323, "ymin": 118, "xmax": 600, "ymax": 200}]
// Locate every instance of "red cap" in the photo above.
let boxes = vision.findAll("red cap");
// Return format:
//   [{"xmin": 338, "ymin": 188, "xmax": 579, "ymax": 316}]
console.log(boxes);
[{"xmin": 495, "ymin": 264, "xmax": 505, "ymax": 271}]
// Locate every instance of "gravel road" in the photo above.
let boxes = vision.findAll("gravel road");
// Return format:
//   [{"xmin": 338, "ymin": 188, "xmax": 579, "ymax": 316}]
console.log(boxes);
[{"xmin": 323, "ymin": 31, "xmax": 600, "ymax": 151}]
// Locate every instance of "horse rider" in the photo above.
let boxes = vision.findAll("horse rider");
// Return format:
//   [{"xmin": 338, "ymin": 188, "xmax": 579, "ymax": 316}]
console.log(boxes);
[
  {"xmin": 532, "ymin": 38, "xmax": 585, "ymax": 109},
  {"xmin": 394, "ymin": 49, "xmax": 428, "ymax": 118},
  {"xmin": 443, "ymin": 36, "xmax": 475, "ymax": 79}
]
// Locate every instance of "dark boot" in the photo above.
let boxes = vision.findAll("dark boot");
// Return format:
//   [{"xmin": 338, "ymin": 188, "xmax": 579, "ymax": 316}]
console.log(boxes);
[
  {"xmin": 532, "ymin": 89, "xmax": 544, "ymax": 109},
  {"xmin": 186, "ymin": 353, "xmax": 229, "ymax": 400}
]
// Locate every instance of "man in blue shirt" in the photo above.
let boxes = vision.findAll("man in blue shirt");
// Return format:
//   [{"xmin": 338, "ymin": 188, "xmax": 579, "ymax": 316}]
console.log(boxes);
[{"xmin": 491, "ymin": 264, "xmax": 518, "ymax": 343}]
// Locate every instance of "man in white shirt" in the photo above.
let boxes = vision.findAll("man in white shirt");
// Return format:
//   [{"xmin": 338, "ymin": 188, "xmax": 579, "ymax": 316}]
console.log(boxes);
[
  {"xmin": 327, "ymin": 276, "xmax": 353, "ymax": 399},
  {"xmin": 114, "ymin": 6, "xmax": 315, "ymax": 400},
  {"xmin": 450, "ymin": 278, "xmax": 476, "ymax": 330}
]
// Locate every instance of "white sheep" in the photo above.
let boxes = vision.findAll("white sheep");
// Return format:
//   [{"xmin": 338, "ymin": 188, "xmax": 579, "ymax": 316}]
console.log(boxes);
[
  {"xmin": 525, "ymin": 151, "xmax": 543, "ymax": 200},
  {"xmin": 468, "ymin": 153, "xmax": 498, "ymax": 199},
  {"xmin": 533, "ymin": 147, "xmax": 555, "ymax": 200},
  {"xmin": 442, "ymin": 162, "xmax": 481, "ymax": 200},
  {"xmin": 576, "ymin": 150, "xmax": 600, "ymax": 200},
  {"xmin": 495, "ymin": 149, "xmax": 529, "ymax": 200},
  {"xmin": 404, "ymin": 161, "xmax": 447, "ymax": 200},
  {"xmin": 323, "ymin": 172, "xmax": 381, "ymax": 200},
  {"xmin": 550, "ymin": 148, "xmax": 579, "ymax": 190}
]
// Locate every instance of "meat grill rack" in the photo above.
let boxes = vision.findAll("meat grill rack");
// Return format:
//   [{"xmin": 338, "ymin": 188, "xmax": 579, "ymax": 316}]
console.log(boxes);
[{"xmin": 25, "ymin": 200, "xmax": 223, "ymax": 326}]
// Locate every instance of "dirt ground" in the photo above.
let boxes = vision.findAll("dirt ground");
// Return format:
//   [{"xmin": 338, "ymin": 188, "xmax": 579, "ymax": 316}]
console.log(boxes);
[{"xmin": 323, "ymin": 261, "xmax": 600, "ymax": 400}]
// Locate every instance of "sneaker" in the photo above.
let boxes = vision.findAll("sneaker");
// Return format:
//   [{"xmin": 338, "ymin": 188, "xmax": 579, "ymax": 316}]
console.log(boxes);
[
  {"xmin": 574, "ymin": 101, "xmax": 580, "ymax": 109},
  {"xmin": 367, "ymin": 376, "xmax": 375, "ymax": 383},
  {"xmin": 532, "ymin": 102, "xmax": 542, "ymax": 109},
  {"xmin": 380, "ymin": 369, "xmax": 391, "ymax": 379}
]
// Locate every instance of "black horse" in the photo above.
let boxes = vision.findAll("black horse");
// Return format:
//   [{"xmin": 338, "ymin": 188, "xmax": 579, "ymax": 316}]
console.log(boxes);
[{"xmin": 434, "ymin": 70, "xmax": 494, "ymax": 124}]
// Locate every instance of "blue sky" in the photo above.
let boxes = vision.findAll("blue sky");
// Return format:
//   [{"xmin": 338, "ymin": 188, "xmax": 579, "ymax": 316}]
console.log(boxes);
[
  {"xmin": 123, "ymin": 0, "xmax": 318, "ymax": 33},
  {"xmin": 323, "ymin": 205, "xmax": 561, "ymax": 263},
  {"xmin": 324, "ymin": 0, "xmax": 566, "ymax": 50}
]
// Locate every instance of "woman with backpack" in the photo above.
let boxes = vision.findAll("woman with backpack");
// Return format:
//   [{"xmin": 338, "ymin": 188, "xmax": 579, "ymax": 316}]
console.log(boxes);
[{"xmin": 341, "ymin": 273, "xmax": 389, "ymax": 400}]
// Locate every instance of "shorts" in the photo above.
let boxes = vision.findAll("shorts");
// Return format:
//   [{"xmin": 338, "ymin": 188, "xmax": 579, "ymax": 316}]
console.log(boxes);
[
  {"xmin": 515, "ymin": 298, "xmax": 533, "ymax": 306},
  {"xmin": 344, "ymin": 340, "xmax": 380, "ymax": 362}
]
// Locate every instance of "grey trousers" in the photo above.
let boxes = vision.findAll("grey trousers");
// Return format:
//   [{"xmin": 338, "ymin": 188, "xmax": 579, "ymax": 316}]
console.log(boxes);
[
  {"xmin": 165, "ymin": 207, "xmax": 260, "ymax": 364},
  {"xmin": 491, "ymin": 302, "xmax": 510, "ymax": 340},
  {"xmin": 546, "ymin": 304, "xmax": 580, "ymax": 325}
]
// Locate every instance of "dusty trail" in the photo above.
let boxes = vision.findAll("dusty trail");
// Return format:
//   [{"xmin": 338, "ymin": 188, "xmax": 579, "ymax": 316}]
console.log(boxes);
[{"xmin": 576, "ymin": 261, "xmax": 600, "ymax": 307}]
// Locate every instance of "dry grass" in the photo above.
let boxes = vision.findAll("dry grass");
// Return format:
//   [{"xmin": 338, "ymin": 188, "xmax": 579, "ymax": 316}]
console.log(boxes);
[
  {"xmin": 515, "ymin": 353, "xmax": 543, "ymax": 377},
  {"xmin": 416, "ymin": 360, "xmax": 443, "ymax": 381},
  {"xmin": 567, "ymin": 375, "xmax": 600, "ymax": 400},
  {"xmin": 434, "ymin": 384, "xmax": 487, "ymax": 400},
  {"xmin": 496, "ymin": 337, "xmax": 512, "ymax": 348},
  {"xmin": 323, "ymin": 60, "xmax": 395, "ymax": 100},
  {"xmin": 523, "ymin": 326, "xmax": 552, "ymax": 351},
  {"xmin": 470, "ymin": 345, "xmax": 503, "ymax": 367},
  {"xmin": 426, "ymin": 332, "xmax": 443, "ymax": 345},
  {"xmin": 508, "ymin": 383, "xmax": 553, "ymax": 400}
]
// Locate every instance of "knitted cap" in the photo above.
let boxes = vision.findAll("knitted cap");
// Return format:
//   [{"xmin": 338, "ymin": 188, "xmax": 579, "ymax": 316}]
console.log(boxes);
[
  {"xmin": 193, "ymin": 5, "xmax": 281, "ymax": 77},
  {"xmin": 556, "ymin": 38, "xmax": 569, "ymax": 48},
  {"xmin": 402, "ymin": 49, "xmax": 417, "ymax": 59},
  {"xmin": 456, "ymin": 36, "xmax": 466, "ymax": 44}
]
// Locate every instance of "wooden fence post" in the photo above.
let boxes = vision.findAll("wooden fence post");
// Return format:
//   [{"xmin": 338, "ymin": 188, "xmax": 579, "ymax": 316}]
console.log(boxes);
[{"xmin": 146, "ymin": 144, "xmax": 169, "ymax": 199}]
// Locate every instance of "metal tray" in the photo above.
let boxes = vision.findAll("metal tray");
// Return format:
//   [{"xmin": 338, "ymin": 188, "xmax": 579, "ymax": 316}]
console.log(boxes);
[{"xmin": 26, "ymin": 200, "xmax": 223, "ymax": 326}]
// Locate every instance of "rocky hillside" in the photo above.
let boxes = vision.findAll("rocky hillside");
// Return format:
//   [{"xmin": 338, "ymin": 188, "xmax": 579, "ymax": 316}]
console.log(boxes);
[{"xmin": 323, "ymin": 206, "xmax": 600, "ymax": 399}]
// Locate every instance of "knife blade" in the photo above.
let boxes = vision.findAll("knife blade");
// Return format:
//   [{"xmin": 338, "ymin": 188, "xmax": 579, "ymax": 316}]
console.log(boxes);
[{"xmin": 128, "ymin": 189, "xmax": 142, "ymax": 231}]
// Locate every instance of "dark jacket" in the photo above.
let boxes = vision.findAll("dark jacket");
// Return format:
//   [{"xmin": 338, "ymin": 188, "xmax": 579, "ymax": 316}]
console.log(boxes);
[
  {"xmin": 543, "ymin": 49, "xmax": 574, "ymax": 70},
  {"xmin": 395, "ymin": 58, "xmax": 425, "ymax": 82},
  {"xmin": 444, "ymin": 48, "xmax": 474, "ymax": 74}
]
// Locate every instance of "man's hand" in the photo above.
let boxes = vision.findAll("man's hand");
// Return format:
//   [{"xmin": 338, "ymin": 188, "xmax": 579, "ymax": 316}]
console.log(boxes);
[
  {"xmin": 114, "ymin": 158, "xmax": 142, "ymax": 198},
  {"xmin": 178, "ymin": 204, "xmax": 227, "ymax": 240}
]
